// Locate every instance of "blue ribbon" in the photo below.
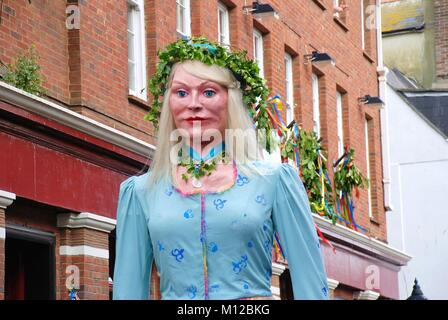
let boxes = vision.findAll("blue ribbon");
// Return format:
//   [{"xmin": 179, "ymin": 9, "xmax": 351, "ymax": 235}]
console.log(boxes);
[{"xmin": 187, "ymin": 142, "xmax": 225, "ymax": 162}]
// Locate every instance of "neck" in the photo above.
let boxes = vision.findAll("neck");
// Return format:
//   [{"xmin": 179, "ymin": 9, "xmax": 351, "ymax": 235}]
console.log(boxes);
[{"xmin": 187, "ymin": 139, "xmax": 224, "ymax": 160}]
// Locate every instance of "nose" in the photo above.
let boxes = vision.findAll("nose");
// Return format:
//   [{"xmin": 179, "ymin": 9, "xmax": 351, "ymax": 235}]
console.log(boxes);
[{"xmin": 187, "ymin": 91, "xmax": 203, "ymax": 111}]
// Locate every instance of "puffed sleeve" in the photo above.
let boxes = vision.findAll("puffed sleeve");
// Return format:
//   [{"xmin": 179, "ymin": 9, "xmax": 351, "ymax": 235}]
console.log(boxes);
[
  {"xmin": 272, "ymin": 163, "xmax": 329, "ymax": 300},
  {"xmin": 113, "ymin": 176, "xmax": 153, "ymax": 300}
]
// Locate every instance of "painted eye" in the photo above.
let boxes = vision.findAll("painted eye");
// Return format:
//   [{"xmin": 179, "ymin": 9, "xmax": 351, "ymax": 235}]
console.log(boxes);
[
  {"xmin": 204, "ymin": 90, "xmax": 216, "ymax": 97},
  {"xmin": 176, "ymin": 90, "xmax": 188, "ymax": 97}
]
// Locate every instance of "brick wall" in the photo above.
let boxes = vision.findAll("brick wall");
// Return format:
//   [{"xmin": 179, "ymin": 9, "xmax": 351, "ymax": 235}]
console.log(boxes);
[
  {"xmin": 435, "ymin": 0, "xmax": 448, "ymax": 82},
  {"xmin": 0, "ymin": 0, "xmax": 69, "ymax": 103}
]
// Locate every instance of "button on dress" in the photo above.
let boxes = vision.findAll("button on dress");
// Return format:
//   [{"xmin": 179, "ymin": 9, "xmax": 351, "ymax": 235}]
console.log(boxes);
[{"xmin": 112, "ymin": 160, "xmax": 329, "ymax": 300}]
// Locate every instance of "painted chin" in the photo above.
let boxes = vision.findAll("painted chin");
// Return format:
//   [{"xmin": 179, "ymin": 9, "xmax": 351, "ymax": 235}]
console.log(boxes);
[{"xmin": 181, "ymin": 120, "xmax": 224, "ymax": 134}]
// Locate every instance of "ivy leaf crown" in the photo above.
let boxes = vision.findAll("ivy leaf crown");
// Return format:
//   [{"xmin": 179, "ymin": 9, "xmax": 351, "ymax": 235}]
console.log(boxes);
[{"xmin": 145, "ymin": 36, "xmax": 271, "ymax": 136}]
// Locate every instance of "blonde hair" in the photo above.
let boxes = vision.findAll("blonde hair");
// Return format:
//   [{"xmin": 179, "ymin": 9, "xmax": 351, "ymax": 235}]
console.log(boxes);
[{"xmin": 146, "ymin": 60, "xmax": 266, "ymax": 188}]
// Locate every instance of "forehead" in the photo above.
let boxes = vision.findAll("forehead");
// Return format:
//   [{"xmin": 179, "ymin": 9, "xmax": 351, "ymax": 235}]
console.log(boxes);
[{"xmin": 171, "ymin": 66, "xmax": 218, "ymax": 87}]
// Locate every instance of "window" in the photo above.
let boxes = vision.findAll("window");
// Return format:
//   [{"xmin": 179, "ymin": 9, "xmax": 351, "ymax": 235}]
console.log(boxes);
[
  {"xmin": 333, "ymin": 0, "xmax": 348, "ymax": 23},
  {"xmin": 362, "ymin": 0, "xmax": 375, "ymax": 56},
  {"xmin": 336, "ymin": 91, "xmax": 344, "ymax": 157},
  {"xmin": 218, "ymin": 2, "xmax": 230, "ymax": 48},
  {"xmin": 333, "ymin": 0, "xmax": 340, "ymax": 17},
  {"xmin": 312, "ymin": 73, "xmax": 321, "ymax": 138},
  {"xmin": 176, "ymin": 0, "xmax": 191, "ymax": 37},
  {"xmin": 285, "ymin": 53, "xmax": 294, "ymax": 124},
  {"xmin": 253, "ymin": 29, "xmax": 264, "ymax": 78},
  {"xmin": 365, "ymin": 118, "xmax": 373, "ymax": 218},
  {"xmin": 127, "ymin": 0, "xmax": 147, "ymax": 100}
]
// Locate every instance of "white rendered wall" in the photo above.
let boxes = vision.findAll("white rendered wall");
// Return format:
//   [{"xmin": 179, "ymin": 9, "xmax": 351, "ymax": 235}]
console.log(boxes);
[{"xmin": 386, "ymin": 84, "xmax": 448, "ymax": 299}]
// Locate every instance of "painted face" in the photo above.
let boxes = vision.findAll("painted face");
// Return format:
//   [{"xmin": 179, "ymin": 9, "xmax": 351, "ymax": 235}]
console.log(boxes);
[{"xmin": 169, "ymin": 65, "xmax": 228, "ymax": 141}]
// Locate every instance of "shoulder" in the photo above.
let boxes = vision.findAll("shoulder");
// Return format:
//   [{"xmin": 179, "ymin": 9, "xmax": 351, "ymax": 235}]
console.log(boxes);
[
  {"xmin": 248, "ymin": 159, "xmax": 298, "ymax": 177},
  {"xmin": 247, "ymin": 159, "xmax": 281, "ymax": 176},
  {"xmin": 119, "ymin": 171, "xmax": 152, "ymax": 195},
  {"xmin": 117, "ymin": 171, "xmax": 152, "ymax": 217}
]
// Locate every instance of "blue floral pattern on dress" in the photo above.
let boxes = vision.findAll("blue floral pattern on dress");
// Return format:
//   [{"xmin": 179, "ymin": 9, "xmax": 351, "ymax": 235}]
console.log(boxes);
[
  {"xmin": 236, "ymin": 174, "xmax": 249, "ymax": 186},
  {"xmin": 186, "ymin": 285, "xmax": 197, "ymax": 299},
  {"xmin": 237, "ymin": 279, "xmax": 250, "ymax": 290},
  {"xmin": 208, "ymin": 242, "xmax": 218, "ymax": 253},
  {"xmin": 183, "ymin": 209, "xmax": 194, "ymax": 219},
  {"xmin": 165, "ymin": 186, "xmax": 174, "ymax": 196},
  {"xmin": 210, "ymin": 283, "xmax": 220, "ymax": 293},
  {"xmin": 262, "ymin": 220, "xmax": 270, "ymax": 231},
  {"xmin": 232, "ymin": 255, "xmax": 248, "ymax": 274},
  {"xmin": 255, "ymin": 194, "xmax": 267, "ymax": 206},
  {"xmin": 171, "ymin": 248, "xmax": 185, "ymax": 262},
  {"xmin": 157, "ymin": 241, "xmax": 165, "ymax": 252},
  {"xmin": 265, "ymin": 269, "xmax": 272, "ymax": 282},
  {"xmin": 213, "ymin": 199, "xmax": 227, "ymax": 210},
  {"xmin": 263, "ymin": 239, "xmax": 271, "ymax": 253}
]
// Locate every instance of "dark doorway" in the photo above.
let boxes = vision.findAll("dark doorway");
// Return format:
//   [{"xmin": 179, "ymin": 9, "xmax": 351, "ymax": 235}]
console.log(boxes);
[
  {"xmin": 5, "ymin": 225, "xmax": 55, "ymax": 300},
  {"xmin": 109, "ymin": 228, "xmax": 116, "ymax": 300},
  {"xmin": 280, "ymin": 268, "xmax": 294, "ymax": 300}
]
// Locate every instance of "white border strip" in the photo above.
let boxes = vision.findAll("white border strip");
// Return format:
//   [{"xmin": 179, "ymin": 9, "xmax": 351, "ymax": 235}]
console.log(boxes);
[
  {"xmin": 354, "ymin": 290, "xmax": 380, "ymax": 300},
  {"xmin": 0, "ymin": 81, "xmax": 155, "ymax": 158},
  {"xmin": 313, "ymin": 214, "xmax": 412, "ymax": 266},
  {"xmin": 270, "ymin": 286, "xmax": 281, "ymax": 299},
  {"xmin": 0, "ymin": 190, "xmax": 16, "ymax": 209},
  {"xmin": 0, "ymin": 227, "xmax": 5, "ymax": 239},
  {"xmin": 57, "ymin": 212, "xmax": 116, "ymax": 233},
  {"xmin": 327, "ymin": 278, "xmax": 340, "ymax": 291},
  {"xmin": 272, "ymin": 262, "xmax": 286, "ymax": 276},
  {"xmin": 60, "ymin": 245, "xmax": 109, "ymax": 259}
]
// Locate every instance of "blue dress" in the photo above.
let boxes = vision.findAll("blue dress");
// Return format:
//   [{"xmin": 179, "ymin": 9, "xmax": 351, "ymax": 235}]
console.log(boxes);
[{"xmin": 112, "ymin": 160, "xmax": 329, "ymax": 300}]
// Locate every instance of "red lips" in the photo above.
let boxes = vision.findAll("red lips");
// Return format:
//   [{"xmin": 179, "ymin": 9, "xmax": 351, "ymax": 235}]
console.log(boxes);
[{"xmin": 185, "ymin": 117, "xmax": 209, "ymax": 122}]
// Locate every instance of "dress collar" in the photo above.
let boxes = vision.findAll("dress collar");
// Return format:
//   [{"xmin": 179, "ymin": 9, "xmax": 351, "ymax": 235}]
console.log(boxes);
[{"xmin": 186, "ymin": 141, "xmax": 225, "ymax": 162}]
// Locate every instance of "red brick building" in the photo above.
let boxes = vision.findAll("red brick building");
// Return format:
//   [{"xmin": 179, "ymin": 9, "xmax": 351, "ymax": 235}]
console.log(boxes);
[{"xmin": 0, "ymin": 0, "xmax": 410, "ymax": 300}]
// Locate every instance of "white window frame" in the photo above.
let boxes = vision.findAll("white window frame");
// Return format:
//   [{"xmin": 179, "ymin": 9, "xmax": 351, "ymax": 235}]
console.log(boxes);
[
  {"xmin": 312, "ymin": 73, "xmax": 321, "ymax": 138},
  {"xmin": 336, "ymin": 91, "xmax": 344, "ymax": 157},
  {"xmin": 253, "ymin": 29, "xmax": 264, "ymax": 78},
  {"xmin": 285, "ymin": 53, "xmax": 294, "ymax": 124},
  {"xmin": 127, "ymin": 0, "xmax": 147, "ymax": 100},
  {"xmin": 365, "ymin": 119, "xmax": 373, "ymax": 218},
  {"xmin": 176, "ymin": 0, "xmax": 191, "ymax": 37},
  {"xmin": 218, "ymin": 2, "xmax": 230, "ymax": 48},
  {"xmin": 333, "ymin": 0, "xmax": 340, "ymax": 18}
]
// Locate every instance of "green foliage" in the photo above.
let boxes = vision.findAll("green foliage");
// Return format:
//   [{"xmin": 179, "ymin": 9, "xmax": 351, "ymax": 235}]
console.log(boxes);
[
  {"xmin": 296, "ymin": 130, "xmax": 336, "ymax": 222},
  {"xmin": 2, "ymin": 46, "xmax": 46, "ymax": 96},
  {"xmin": 333, "ymin": 148, "xmax": 369, "ymax": 196},
  {"xmin": 283, "ymin": 129, "xmax": 369, "ymax": 226}
]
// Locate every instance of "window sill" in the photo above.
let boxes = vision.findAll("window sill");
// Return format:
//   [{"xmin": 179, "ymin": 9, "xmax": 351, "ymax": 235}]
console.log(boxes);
[
  {"xmin": 312, "ymin": 0, "xmax": 327, "ymax": 10},
  {"xmin": 128, "ymin": 94, "xmax": 150, "ymax": 110},
  {"xmin": 370, "ymin": 217, "xmax": 380, "ymax": 226},
  {"xmin": 333, "ymin": 16, "xmax": 349, "ymax": 32},
  {"xmin": 363, "ymin": 50, "xmax": 376, "ymax": 64}
]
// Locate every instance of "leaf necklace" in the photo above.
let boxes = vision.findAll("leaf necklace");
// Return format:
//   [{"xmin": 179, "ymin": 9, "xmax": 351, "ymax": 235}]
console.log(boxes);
[{"xmin": 178, "ymin": 142, "xmax": 227, "ymax": 188}]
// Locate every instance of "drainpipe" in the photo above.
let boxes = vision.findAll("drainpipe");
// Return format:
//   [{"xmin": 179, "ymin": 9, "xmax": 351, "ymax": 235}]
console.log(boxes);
[{"xmin": 376, "ymin": 0, "xmax": 393, "ymax": 211}]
